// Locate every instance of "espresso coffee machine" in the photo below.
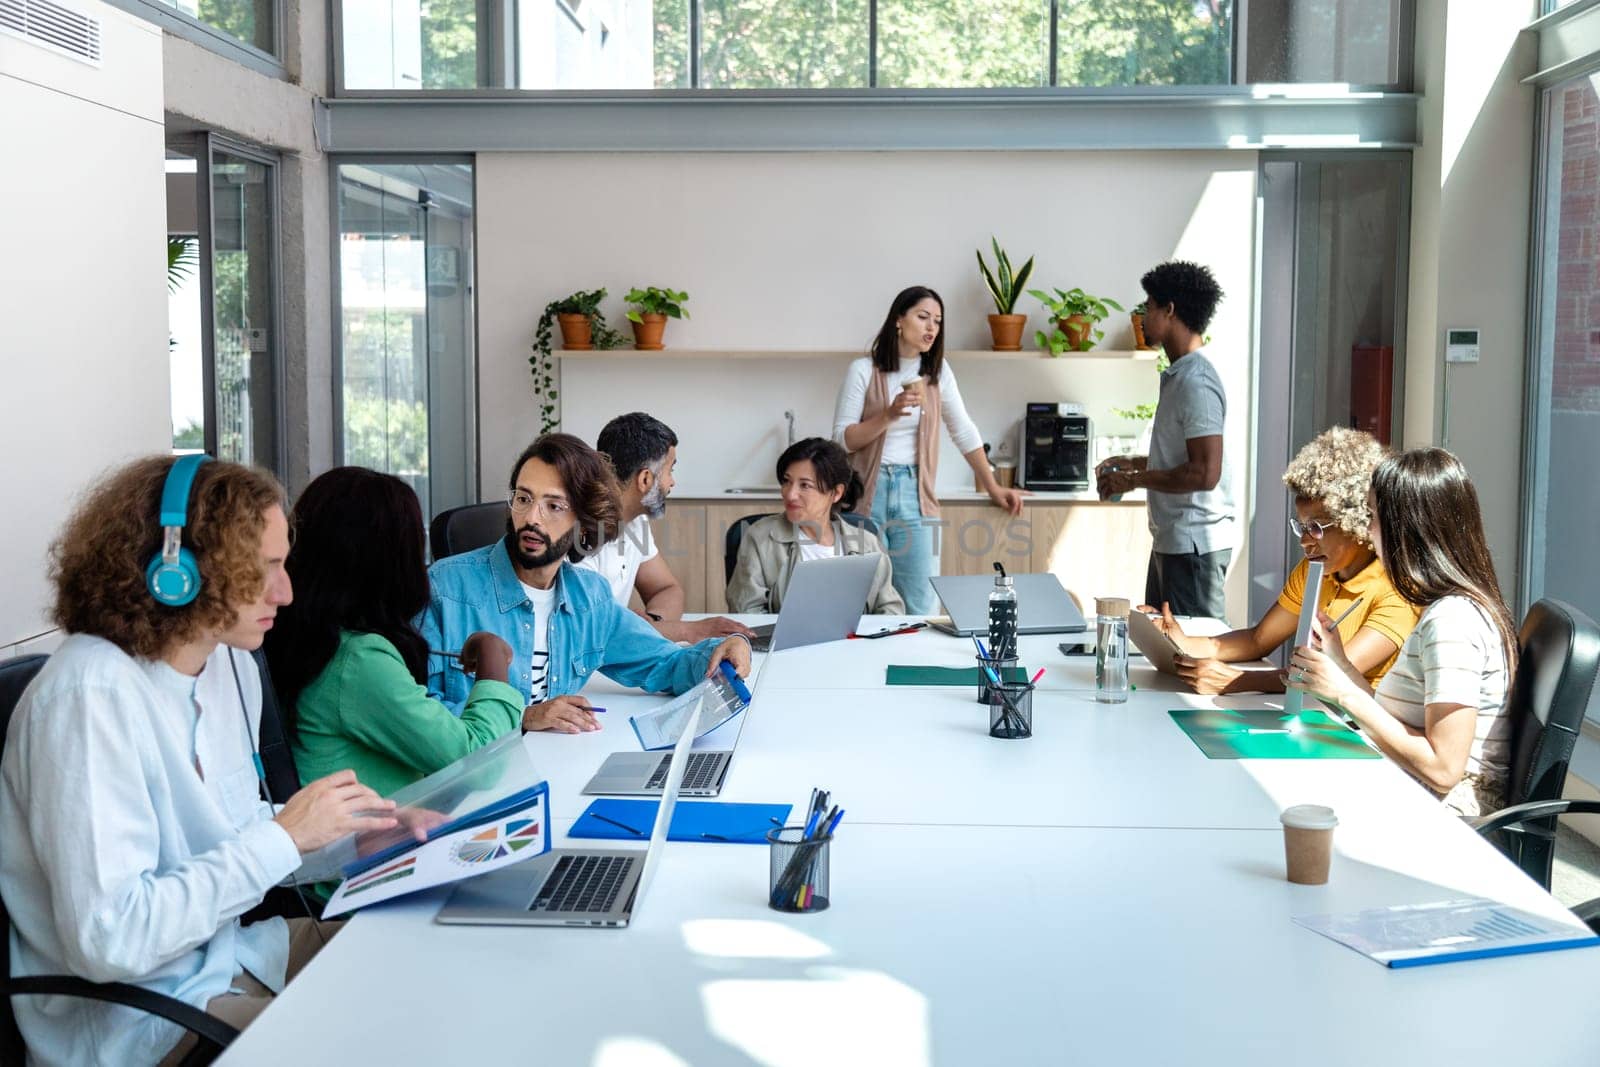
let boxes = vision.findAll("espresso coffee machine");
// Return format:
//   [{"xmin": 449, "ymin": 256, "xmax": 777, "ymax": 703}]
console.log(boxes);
[{"xmin": 1019, "ymin": 403, "xmax": 1091, "ymax": 491}]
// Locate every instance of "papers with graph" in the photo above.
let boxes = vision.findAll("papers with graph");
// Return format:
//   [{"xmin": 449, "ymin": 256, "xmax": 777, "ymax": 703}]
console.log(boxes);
[
  {"xmin": 1294, "ymin": 897, "xmax": 1599, "ymax": 968},
  {"xmin": 629, "ymin": 663, "xmax": 750, "ymax": 751}
]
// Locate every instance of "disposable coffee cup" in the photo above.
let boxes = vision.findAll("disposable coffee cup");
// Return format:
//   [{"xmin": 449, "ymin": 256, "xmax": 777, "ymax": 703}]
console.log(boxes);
[{"xmin": 1279, "ymin": 804, "xmax": 1337, "ymax": 885}]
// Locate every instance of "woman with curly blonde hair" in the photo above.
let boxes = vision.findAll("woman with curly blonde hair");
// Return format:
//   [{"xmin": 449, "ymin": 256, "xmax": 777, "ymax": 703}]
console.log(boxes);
[
  {"xmin": 0, "ymin": 455, "xmax": 397, "ymax": 1065},
  {"xmin": 1153, "ymin": 427, "xmax": 1419, "ymax": 694}
]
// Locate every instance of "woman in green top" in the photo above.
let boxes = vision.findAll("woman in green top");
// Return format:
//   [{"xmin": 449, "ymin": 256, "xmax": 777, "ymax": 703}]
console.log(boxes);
[{"xmin": 265, "ymin": 467, "xmax": 522, "ymax": 798}]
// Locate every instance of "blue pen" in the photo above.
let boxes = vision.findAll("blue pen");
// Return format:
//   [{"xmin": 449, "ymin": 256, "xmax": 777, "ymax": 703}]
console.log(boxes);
[
  {"xmin": 972, "ymin": 635, "xmax": 991, "ymax": 660},
  {"xmin": 717, "ymin": 658, "xmax": 753, "ymax": 703},
  {"xmin": 982, "ymin": 663, "xmax": 1003, "ymax": 687},
  {"xmin": 822, "ymin": 808, "xmax": 845, "ymax": 837},
  {"xmin": 803, "ymin": 807, "xmax": 820, "ymax": 839}
]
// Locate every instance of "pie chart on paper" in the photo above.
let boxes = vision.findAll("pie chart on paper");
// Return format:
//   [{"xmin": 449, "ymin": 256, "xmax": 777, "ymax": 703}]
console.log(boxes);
[{"xmin": 450, "ymin": 818, "xmax": 543, "ymax": 866}]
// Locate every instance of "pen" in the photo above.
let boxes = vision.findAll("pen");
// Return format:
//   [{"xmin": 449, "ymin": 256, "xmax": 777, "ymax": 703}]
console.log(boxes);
[
  {"xmin": 588, "ymin": 707, "xmax": 608, "ymax": 713},
  {"xmin": 822, "ymin": 808, "xmax": 845, "ymax": 837},
  {"xmin": 973, "ymin": 636, "xmax": 992, "ymax": 660},
  {"xmin": 1328, "ymin": 597, "xmax": 1365, "ymax": 630},
  {"xmin": 430, "ymin": 649, "xmax": 462, "ymax": 660},
  {"xmin": 588, "ymin": 812, "xmax": 644, "ymax": 836},
  {"xmin": 1029, "ymin": 668, "xmax": 1046, "ymax": 685},
  {"xmin": 849, "ymin": 622, "xmax": 928, "ymax": 640}
]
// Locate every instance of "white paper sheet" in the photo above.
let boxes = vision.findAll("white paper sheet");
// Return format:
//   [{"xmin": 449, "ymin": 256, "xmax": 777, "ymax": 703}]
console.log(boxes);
[
  {"xmin": 630, "ymin": 670, "xmax": 747, "ymax": 751},
  {"xmin": 1293, "ymin": 897, "xmax": 1598, "ymax": 968}
]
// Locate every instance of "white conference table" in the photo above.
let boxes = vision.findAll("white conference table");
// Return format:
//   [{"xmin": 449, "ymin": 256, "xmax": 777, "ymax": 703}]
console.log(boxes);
[{"xmin": 217, "ymin": 618, "xmax": 1600, "ymax": 1066}]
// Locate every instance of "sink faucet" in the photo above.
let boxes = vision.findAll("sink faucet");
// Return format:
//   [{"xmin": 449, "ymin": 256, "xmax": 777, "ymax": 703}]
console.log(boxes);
[{"xmin": 784, "ymin": 410, "xmax": 796, "ymax": 447}]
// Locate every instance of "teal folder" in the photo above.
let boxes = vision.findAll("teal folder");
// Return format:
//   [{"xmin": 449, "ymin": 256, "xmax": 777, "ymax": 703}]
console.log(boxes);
[
  {"xmin": 1168, "ymin": 708, "xmax": 1381, "ymax": 760},
  {"xmin": 571, "ymin": 799, "xmax": 792, "ymax": 844},
  {"xmin": 886, "ymin": 665, "xmax": 1029, "ymax": 686}
]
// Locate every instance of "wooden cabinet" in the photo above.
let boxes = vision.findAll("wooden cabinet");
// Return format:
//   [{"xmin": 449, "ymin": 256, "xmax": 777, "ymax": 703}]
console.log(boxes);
[{"xmin": 652, "ymin": 498, "xmax": 1151, "ymax": 617}]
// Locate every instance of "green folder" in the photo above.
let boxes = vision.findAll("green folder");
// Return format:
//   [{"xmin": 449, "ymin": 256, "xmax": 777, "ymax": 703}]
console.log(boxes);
[
  {"xmin": 886, "ymin": 665, "xmax": 1029, "ymax": 686},
  {"xmin": 1168, "ymin": 707, "xmax": 1381, "ymax": 760}
]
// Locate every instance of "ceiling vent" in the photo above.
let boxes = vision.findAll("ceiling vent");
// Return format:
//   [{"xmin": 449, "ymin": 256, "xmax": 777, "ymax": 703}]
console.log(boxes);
[{"xmin": 0, "ymin": 0, "xmax": 102, "ymax": 66}]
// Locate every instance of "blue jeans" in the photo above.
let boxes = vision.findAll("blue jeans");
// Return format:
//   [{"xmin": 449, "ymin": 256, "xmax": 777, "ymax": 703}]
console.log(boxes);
[{"xmin": 870, "ymin": 464, "xmax": 941, "ymax": 615}]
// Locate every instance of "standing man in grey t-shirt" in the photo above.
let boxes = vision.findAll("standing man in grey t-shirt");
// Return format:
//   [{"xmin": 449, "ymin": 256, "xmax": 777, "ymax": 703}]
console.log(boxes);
[{"xmin": 1095, "ymin": 260, "xmax": 1236, "ymax": 618}]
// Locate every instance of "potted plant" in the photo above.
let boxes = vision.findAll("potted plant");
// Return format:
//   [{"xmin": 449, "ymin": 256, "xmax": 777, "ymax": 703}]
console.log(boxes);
[
  {"xmin": 1027, "ymin": 287, "xmax": 1125, "ymax": 355},
  {"xmin": 975, "ymin": 237, "xmax": 1035, "ymax": 351},
  {"xmin": 531, "ymin": 288, "xmax": 628, "ymax": 433},
  {"xmin": 1130, "ymin": 301, "xmax": 1160, "ymax": 350},
  {"xmin": 625, "ymin": 287, "xmax": 689, "ymax": 350}
]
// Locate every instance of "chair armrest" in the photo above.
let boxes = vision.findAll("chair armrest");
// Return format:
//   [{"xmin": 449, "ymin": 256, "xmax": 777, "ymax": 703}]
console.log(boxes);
[
  {"xmin": 1469, "ymin": 798, "xmax": 1600, "ymax": 836},
  {"xmin": 7, "ymin": 975, "xmax": 238, "ymax": 1052}
]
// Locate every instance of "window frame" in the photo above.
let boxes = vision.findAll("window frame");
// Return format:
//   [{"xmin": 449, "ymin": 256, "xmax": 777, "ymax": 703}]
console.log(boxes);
[{"xmin": 100, "ymin": 0, "xmax": 284, "ymax": 76}]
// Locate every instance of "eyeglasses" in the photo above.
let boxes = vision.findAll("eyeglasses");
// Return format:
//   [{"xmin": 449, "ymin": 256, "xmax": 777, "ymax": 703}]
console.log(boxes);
[
  {"xmin": 508, "ymin": 490, "xmax": 572, "ymax": 519},
  {"xmin": 1288, "ymin": 517, "xmax": 1337, "ymax": 540}
]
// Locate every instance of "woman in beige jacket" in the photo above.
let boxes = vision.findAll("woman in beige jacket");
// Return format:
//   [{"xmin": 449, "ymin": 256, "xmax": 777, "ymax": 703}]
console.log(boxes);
[{"xmin": 727, "ymin": 438, "xmax": 906, "ymax": 615}]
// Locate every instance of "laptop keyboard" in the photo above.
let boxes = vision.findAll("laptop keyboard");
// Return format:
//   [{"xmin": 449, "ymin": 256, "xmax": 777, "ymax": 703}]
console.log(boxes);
[
  {"xmin": 646, "ymin": 751, "xmax": 723, "ymax": 792},
  {"xmin": 534, "ymin": 854, "xmax": 634, "ymax": 913}
]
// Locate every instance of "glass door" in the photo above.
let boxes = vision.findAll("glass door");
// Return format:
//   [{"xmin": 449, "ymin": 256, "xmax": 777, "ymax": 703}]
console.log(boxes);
[
  {"xmin": 1251, "ymin": 153, "xmax": 1411, "ymax": 628},
  {"xmin": 199, "ymin": 135, "xmax": 282, "ymax": 470}
]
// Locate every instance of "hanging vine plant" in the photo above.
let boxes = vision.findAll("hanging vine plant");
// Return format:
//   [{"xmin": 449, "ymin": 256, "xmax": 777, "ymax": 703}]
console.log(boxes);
[{"xmin": 530, "ymin": 289, "xmax": 628, "ymax": 433}]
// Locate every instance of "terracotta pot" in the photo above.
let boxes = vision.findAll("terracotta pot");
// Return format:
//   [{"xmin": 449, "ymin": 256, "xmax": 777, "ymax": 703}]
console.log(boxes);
[
  {"xmin": 1058, "ymin": 314, "xmax": 1094, "ymax": 352},
  {"xmin": 556, "ymin": 313, "xmax": 593, "ymax": 350},
  {"xmin": 1130, "ymin": 312, "xmax": 1149, "ymax": 350},
  {"xmin": 631, "ymin": 313, "xmax": 668, "ymax": 350},
  {"xmin": 987, "ymin": 313, "xmax": 1026, "ymax": 352}
]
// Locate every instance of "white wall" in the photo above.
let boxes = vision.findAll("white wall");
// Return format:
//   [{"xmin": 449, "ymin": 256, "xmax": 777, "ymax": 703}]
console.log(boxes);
[
  {"xmin": 0, "ymin": 2, "xmax": 170, "ymax": 652},
  {"xmin": 476, "ymin": 149, "xmax": 1257, "ymax": 619},
  {"xmin": 1406, "ymin": 0, "xmax": 1538, "ymax": 590}
]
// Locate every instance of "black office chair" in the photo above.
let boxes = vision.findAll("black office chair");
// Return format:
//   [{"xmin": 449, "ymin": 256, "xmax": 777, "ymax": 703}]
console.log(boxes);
[
  {"xmin": 722, "ymin": 512, "xmax": 880, "ymax": 583},
  {"xmin": 240, "ymin": 648, "xmax": 312, "ymax": 926},
  {"xmin": 1468, "ymin": 599, "xmax": 1600, "ymax": 901},
  {"xmin": 0, "ymin": 654, "xmax": 239, "ymax": 1066},
  {"xmin": 428, "ymin": 501, "xmax": 508, "ymax": 561}
]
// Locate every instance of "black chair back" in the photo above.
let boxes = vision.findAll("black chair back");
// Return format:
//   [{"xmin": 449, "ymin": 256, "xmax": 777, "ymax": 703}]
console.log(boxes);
[
  {"xmin": 249, "ymin": 649, "xmax": 300, "ymax": 806},
  {"xmin": 0, "ymin": 655, "xmax": 48, "ymax": 1062},
  {"xmin": 428, "ymin": 502, "xmax": 508, "ymax": 562},
  {"xmin": 722, "ymin": 511, "xmax": 882, "ymax": 584},
  {"xmin": 1497, "ymin": 599, "xmax": 1600, "ymax": 886}
]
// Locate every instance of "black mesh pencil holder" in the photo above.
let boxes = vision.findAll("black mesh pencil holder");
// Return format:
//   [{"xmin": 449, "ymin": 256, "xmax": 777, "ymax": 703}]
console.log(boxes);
[
  {"xmin": 987, "ymin": 681, "xmax": 1034, "ymax": 739},
  {"xmin": 767, "ymin": 826, "xmax": 831, "ymax": 913},
  {"xmin": 976, "ymin": 654, "xmax": 1018, "ymax": 704}
]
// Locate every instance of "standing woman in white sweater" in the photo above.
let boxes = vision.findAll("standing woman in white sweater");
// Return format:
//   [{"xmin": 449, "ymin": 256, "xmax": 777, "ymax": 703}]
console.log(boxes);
[{"xmin": 833, "ymin": 286, "xmax": 1027, "ymax": 614}]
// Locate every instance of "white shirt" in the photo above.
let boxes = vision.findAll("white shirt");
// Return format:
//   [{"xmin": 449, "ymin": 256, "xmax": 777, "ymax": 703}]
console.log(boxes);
[
  {"xmin": 576, "ymin": 515, "xmax": 658, "ymax": 606},
  {"xmin": 520, "ymin": 582, "xmax": 557, "ymax": 702},
  {"xmin": 832, "ymin": 355, "xmax": 984, "ymax": 466},
  {"xmin": 797, "ymin": 539, "xmax": 838, "ymax": 563},
  {"xmin": 1374, "ymin": 596, "xmax": 1512, "ymax": 785},
  {"xmin": 0, "ymin": 635, "xmax": 300, "ymax": 1067}
]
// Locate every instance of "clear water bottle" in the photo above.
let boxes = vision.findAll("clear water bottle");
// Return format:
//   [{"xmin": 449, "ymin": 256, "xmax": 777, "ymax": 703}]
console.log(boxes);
[
  {"xmin": 987, "ymin": 565, "xmax": 1017, "ymax": 662},
  {"xmin": 1095, "ymin": 597, "xmax": 1130, "ymax": 704}
]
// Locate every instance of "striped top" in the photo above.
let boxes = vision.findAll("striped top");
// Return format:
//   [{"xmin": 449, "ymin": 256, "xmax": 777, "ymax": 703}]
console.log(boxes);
[{"xmin": 1373, "ymin": 595, "xmax": 1512, "ymax": 787}]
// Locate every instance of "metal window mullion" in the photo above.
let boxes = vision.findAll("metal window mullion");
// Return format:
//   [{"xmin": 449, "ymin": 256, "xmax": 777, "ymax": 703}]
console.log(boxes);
[
  {"xmin": 690, "ymin": 0, "xmax": 701, "ymax": 88},
  {"xmin": 195, "ymin": 134, "xmax": 219, "ymax": 460},
  {"xmin": 868, "ymin": 0, "xmax": 877, "ymax": 88},
  {"xmin": 1047, "ymin": 0, "xmax": 1057, "ymax": 87}
]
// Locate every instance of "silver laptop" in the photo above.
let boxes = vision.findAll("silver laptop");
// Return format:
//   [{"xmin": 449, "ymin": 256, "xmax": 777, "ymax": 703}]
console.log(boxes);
[
  {"xmin": 581, "ymin": 662, "xmax": 765, "ymax": 798},
  {"xmin": 435, "ymin": 696, "xmax": 702, "ymax": 928},
  {"xmin": 747, "ymin": 553, "xmax": 880, "ymax": 652},
  {"xmin": 928, "ymin": 573, "xmax": 1089, "ymax": 636}
]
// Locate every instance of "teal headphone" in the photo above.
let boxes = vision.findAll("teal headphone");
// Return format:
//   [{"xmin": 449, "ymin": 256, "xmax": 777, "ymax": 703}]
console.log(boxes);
[{"xmin": 146, "ymin": 454, "xmax": 212, "ymax": 607}]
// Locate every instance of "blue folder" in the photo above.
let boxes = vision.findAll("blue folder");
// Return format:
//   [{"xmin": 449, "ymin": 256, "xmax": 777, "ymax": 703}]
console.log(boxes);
[{"xmin": 571, "ymin": 799, "xmax": 792, "ymax": 844}]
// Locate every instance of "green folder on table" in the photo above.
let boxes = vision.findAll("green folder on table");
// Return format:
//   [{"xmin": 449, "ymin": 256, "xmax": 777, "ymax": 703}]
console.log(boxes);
[
  {"xmin": 1168, "ymin": 707, "xmax": 1381, "ymax": 760},
  {"xmin": 886, "ymin": 665, "xmax": 1029, "ymax": 686}
]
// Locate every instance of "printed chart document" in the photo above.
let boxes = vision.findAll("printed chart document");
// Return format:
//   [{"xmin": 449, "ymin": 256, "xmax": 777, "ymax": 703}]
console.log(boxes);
[
  {"xmin": 630, "ymin": 664, "xmax": 750, "ymax": 751},
  {"xmin": 293, "ymin": 732, "xmax": 551, "ymax": 916},
  {"xmin": 1294, "ymin": 897, "xmax": 1599, "ymax": 968},
  {"xmin": 1282, "ymin": 559, "xmax": 1324, "ymax": 718}
]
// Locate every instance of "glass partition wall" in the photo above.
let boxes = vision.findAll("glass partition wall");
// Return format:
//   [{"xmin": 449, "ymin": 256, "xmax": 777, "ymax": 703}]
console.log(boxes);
[
  {"xmin": 335, "ymin": 162, "xmax": 477, "ymax": 523},
  {"xmin": 338, "ymin": 0, "xmax": 1410, "ymax": 92}
]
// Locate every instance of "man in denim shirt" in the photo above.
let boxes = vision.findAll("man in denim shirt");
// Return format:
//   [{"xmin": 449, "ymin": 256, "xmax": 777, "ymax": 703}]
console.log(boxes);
[{"xmin": 420, "ymin": 434, "xmax": 751, "ymax": 733}]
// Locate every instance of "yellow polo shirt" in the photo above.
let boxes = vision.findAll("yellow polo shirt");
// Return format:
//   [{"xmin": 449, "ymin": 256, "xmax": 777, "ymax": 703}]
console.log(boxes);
[{"xmin": 1277, "ymin": 556, "xmax": 1419, "ymax": 684}]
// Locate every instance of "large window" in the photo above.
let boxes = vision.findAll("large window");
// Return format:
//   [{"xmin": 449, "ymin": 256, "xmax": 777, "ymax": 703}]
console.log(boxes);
[
  {"xmin": 340, "ymin": 0, "xmax": 1409, "ymax": 92},
  {"xmin": 1527, "ymin": 71, "xmax": 1600, "ymax": 720},
  {"xmin": 336, "ymin": 162, "xmax": 477, "ymax": 521}
]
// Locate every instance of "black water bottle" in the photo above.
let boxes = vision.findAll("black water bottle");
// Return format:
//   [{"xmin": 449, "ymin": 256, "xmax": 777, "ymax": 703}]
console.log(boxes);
[{"xmin": 987, "ymin": 562, "xmax": 1017, "ymax": 662}]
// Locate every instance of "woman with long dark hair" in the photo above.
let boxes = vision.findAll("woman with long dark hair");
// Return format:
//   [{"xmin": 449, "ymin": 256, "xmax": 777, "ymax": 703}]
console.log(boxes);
[
  {"xmin": 265, "ymin": 467, "xmax": 523, "ymax": 798},
  {"xmin": 832, "ymin": 286, "xmax": 1027, "ymax": 613},
  {"xmin": 726, "ymin": 437, "xmax": 904, "ymax": 614},
  {"xmin": 1288, "ymin": 448, "xmax": 1519, "ymax": 815}
]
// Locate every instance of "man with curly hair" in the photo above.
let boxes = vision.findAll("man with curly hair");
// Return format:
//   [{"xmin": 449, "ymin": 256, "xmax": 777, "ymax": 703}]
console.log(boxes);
[
  {"xmin": 1153, "ymin": 427, "xmax": 1418, "ymax": 694},
  {"xmin": 419, "ymin": 434, "xmax": 751, "ymax": 735},
  {"xmin": 1096, "ymin": 260, "xmax": 1235, "ymax": 618},
  {"xmin": 0, "ymin": 456, "xmax": 398, "ymax": 1065}
]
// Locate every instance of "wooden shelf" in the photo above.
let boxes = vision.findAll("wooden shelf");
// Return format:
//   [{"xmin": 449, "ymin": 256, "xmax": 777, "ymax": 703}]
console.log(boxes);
[{"xmin": 554, "ymin": 348, "xmax": 1162, "ymax": 362}]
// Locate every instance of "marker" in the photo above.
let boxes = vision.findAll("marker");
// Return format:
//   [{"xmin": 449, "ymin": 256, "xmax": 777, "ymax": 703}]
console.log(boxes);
[
  {"xmin": 588, "ymin": 812, "xmax": 643, "ymax": 836},
  {"xmin": 1029, "ymin": 668, "xmax": 1046, "ymax": 685}
]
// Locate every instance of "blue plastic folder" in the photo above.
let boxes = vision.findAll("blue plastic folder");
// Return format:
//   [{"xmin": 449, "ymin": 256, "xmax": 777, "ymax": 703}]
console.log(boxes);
[{"xmin": 571, "ymin": 799, "xmax": 792, "ymax": 844}]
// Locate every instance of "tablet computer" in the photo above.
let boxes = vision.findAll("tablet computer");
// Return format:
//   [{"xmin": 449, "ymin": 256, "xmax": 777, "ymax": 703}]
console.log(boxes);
[{"xmin": 1128, "ymin": 608, "xmax": 1184, "ymax": 675}]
